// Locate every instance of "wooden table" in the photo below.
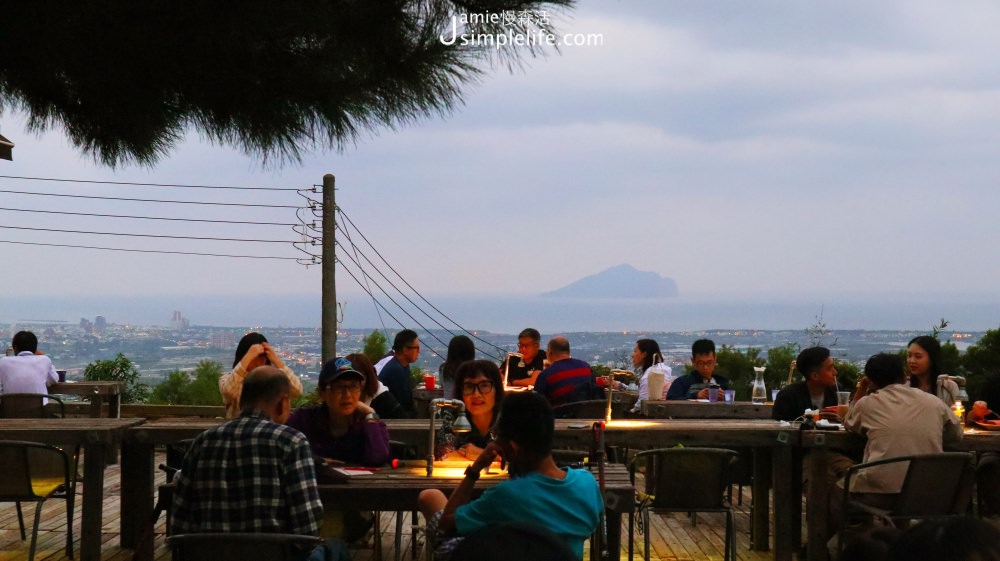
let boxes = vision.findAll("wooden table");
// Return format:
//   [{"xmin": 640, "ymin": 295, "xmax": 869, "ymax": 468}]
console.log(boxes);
[
  {"xmin": 641, "ymin": 400, "xmax": 773, "ymax": 419},
  {"xmin": 0, "ymin": 417, "xmax": 145, "ymax": 561},
  {"xmin": 121, "ymin": 418, "xmax": 633, "ymax": 561},
  {"xmin": 318, "ymin": 464, "xmax": 635, "ymax": 561},
  {"xmin": 414, "ymin": 388, "xmax": 639, "ymax": 419},
  {"xmin": 50, "ymin": 381, "xmax": 124, "ymax": 418},
  {"xmin": 121, "ymin": 417, "xmax": 800, "ymax": 561},
  {"xmin": 799, "ymin": 426, "xmax": 1000, "ymax": 561}
]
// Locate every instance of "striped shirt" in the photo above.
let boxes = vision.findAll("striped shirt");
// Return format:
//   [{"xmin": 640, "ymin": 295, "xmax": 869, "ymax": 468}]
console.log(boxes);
[
  {"xmin": 171, "ymin": 410, "xmax": 323, "ymax": 536},
  {"xmin": 534, "ymin": 358, "xmax": 597, "ymax": 407}
]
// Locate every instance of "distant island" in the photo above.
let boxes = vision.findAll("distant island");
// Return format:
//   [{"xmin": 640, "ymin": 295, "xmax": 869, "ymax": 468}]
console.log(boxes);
[{"xmin": 540, "ymin": 264, "xmax": 679, "ymax": 298}]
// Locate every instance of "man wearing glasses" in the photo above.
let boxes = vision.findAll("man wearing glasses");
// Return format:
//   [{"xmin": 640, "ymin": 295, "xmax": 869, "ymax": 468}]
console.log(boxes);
[
  {"xmin": 378, "ymin": 329, "xmax": 421, "ymax": 417},
  {"xmin": 666, "ymin": 339, "xmax": 731, "ymax": 400},
  {"xmin": 503, "ymin": 328, "xmax": 547, "ymax": 387}
]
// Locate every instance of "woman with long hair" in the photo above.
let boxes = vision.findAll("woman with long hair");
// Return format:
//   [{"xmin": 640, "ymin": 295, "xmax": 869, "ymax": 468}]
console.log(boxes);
[
  {"xmin": 440, "ymin": 335, "xmax": 476, "ymax": 398},
  {"xmin": 631, "ymin": 339, "xmax": 669, "ymax": 413},
  {"xmin": 438, "ymin": 359, "xmax": 505, "ymax": 460},
  {"xmin": 907, "ymin": 335, "xmax": 959, "ymax": 405},
  {"xmin": 218, "ymin": 332, "xmax": 302, "ymax": 418},
  {"xmin": 345, "ymin": 352, "xmax": 409, "ymax": 418}
]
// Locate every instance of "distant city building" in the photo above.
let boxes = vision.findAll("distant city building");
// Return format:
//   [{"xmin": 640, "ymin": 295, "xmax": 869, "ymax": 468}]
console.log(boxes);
[
  {"xmin": 170, "ymin": 311, "xmax": 190, "ymax": 330},
  {"xmin": 94, "ymin": 315, "xmax": 107, "ymax": 332},
  {"xmin": 79, "ymin": 318, "xmax": 93, "ymax": 334},
  {"xmin": 209, "ymin": 331, "xmax": 236, "ymax": 349}
]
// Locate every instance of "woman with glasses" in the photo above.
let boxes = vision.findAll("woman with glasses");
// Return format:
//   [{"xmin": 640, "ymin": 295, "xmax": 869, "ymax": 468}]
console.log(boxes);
[
  {"xmin": 440, "ymin": 360, "xmax": 505, "ymax": 460},
  {"xmin": 345, "ymin": 352, "xmax": 410, "ymax": 419},
  {"xmin": 286, "ymin": 357, "xmax": 390, "ymax": 466}
]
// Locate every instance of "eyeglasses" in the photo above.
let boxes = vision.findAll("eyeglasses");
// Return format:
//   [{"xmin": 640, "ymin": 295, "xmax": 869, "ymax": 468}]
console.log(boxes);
[
  {"xmin": 327, "ymin": 382, "xmax": 363, "ymax": 395},
  {"xmin": 405, "ymin": 345, "xmax": 420, "ymax": 351},
  {"xmin": 462, "ymin": 380, "xmax": 495, "ymax": 396},
  {"xmin": 517, "ymin": 342, "xmax": 538, "ymax": 349},
  {"xmin": 693, "ymin": 359, "xmax": 717, "ymax": 368}
]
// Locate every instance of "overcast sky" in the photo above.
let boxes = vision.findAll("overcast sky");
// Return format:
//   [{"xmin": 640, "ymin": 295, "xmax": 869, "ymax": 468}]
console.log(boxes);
[{"xmin": 2, "ymin": 0, "xmax": 999, "ymax": 328}]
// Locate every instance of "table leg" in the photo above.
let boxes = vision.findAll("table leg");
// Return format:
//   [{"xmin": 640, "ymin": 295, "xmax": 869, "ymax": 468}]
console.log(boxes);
[
  {"xmin": 751, "ymin": 448, "xmax": 771, "ymax": 551},
  {"xmin": 772, "ymin": 445, "xmax": 797, "ymax": 561},
  {"xmin": 120, "ymin": 440, "xmax": 155, "ymax": 557},
  {"xmin": 110, "ymin": 392, "xmax": 121, "ymax": 418},
  {"xmin": 88, "ymin": 393, "xmax": 102, "ymax": 418},
  {"xmin": 806, "ymin": 450, "xmax": 830, "ymax": 561},
  {"xmin": 81, "ymin": 440, "xmax": 108, "ymax": 561},
  {"xmin": 605, "ymin": 509, "xmax": 622, "ymax": 561}
]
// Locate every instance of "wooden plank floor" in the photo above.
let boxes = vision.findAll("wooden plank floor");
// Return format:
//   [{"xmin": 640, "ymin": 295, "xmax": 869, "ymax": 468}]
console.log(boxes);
[{"xmin": 0, "ymin": 451, "xmax": 779, "ymax": 561}]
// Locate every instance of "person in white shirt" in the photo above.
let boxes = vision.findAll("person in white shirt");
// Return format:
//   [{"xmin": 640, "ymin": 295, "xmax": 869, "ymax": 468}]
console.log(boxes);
[{"xmin": 0, "ymin": 331, "xmax": 59, "ymax": 396}]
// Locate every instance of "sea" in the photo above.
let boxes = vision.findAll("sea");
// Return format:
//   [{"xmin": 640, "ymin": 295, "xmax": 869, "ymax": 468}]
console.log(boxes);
[{"xmin": 3, "ymin": 293, "xmax": 999, "ymax": 334}]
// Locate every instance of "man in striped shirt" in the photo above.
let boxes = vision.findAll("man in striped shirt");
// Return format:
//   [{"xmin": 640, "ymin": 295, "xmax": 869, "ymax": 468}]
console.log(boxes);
[{"xmin": 534, "ymin": 337, "xmax": 598, "ymax": 408}]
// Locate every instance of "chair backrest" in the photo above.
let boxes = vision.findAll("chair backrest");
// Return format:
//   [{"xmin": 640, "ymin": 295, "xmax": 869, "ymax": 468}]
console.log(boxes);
[
  {"xmin": 552, "ymin": 400, "xmax": 607, "ymax": 419},
  {"xmin": 167, "ymin": 533, "xmax": 322, "ymax": 561},
  {"xmin": 0, "ymin": 393, "xmax": 64, "ymax": 418},
  {"xmin": 0, "ymin": 440, "xmax": 70, "ymax": 500},
  {"xmin": 450, "ymin": 521, "xmax": 577, "ymax": 561},
  {"xmin": 893, "ymin": 452, "xmax": 976, "ymax": 517},
  {"xmin": 632, "ymin": 447, "xmax": 737, "ymax": 510}
]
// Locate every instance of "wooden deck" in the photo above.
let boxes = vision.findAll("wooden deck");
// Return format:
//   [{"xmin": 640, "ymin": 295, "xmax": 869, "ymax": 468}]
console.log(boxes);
[{"xmin": 0, "ymin": 451, "xmax": 780, "ymax": 561}]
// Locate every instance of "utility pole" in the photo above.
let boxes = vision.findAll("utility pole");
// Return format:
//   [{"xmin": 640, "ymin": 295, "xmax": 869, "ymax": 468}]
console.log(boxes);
[{"xmin": 322, "ymin": 174, "xmax": 336, "ymax": 361}]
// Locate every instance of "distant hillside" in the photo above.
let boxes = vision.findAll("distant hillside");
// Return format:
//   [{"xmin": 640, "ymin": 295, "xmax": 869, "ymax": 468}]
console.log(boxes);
[{"xmin": 540, "ymin": 264, "xmax": 679, "ymax": 298}]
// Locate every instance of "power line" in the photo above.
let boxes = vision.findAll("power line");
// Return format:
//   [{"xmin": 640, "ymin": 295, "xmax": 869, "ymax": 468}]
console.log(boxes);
[
  {"xmin": 0, "ymin": 174, "xmax": 303, "ymax": 191},
  {"xmin": 0, "ymin": 224, "xmax": 295, "ymax": 243},
  {"xmin": 0, "ymin": 206, "xmax": 300, "ymax": 226},
  {"xmin": 0, "ymin": 239, "xmax": 300, "ymax": 259},
  {"xmin": 0, "ymin": 189, "xmax": 303, "ymax": 208}
]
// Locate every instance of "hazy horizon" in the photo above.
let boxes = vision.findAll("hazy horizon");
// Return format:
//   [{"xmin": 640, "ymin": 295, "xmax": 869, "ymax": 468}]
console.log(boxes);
[{"xmin": 3, "ymin": 291, "xmax": 998, "ymax": 333}]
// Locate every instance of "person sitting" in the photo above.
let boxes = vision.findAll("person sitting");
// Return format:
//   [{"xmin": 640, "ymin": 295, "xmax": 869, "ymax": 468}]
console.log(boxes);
[
  {"xmin": 630, "ymin": 338, "xmax": 671, "ymax": 414},
  {"xmin": 417, "ymin": 392, "xmax": 603, "ymax": 560},
  {"xmin": 0, "ymin": 330, "xmax": 58, "ymax": 397},
  {"xmin": 533, "ymin": 336, "xmax": 598, "ymax": 408},
  {"xmin": 440, "ymin": 335, "xmax": 476, "ymax": 398},
  {"xmin": 906, "ymin": 335, "xmax": 960, "ymax": 405},
  {"xmin": 345, "ymin": 352, "xmax": 409, "ymax": 419},
  {"xmin": 287, "ymin": 357, "xmax": 391, "ymax": 467},
  {"xmin": 171, "ymin": 366, "xmax": 340, "ymax": 561},
  {"xmin": 843, "ymin": 353, "xmax": 962, "ymax": 495},
  {"xmin": 772, "ymin": 346, "xmax": 839, "ymax": 421},
  {"xmin": 219, "ymin": 332, "xmax": 302, "ymax": 418},
  {"xmin": 503, "ymin": 328, "xmax": 547, "ymax": 387},
  {"xmin": 666, "ymin": 339, "xmax": 730, "ymax": 400},
  {"xmin": 287, "ymin": 357, "xmax": 391, "ymax": 543},
  {"xmin": 377, "ymin": 329, "xmax": 421, "ymax": 417},
  {"xmin": 437, "ymin": 360, "xmax": 505, "ymax": 460}
]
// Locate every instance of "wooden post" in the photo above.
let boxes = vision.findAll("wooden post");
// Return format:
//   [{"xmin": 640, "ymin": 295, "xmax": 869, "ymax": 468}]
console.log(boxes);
[{"xmin": 322, "ymin": 174, "xmax": 337, "ymax": 361}]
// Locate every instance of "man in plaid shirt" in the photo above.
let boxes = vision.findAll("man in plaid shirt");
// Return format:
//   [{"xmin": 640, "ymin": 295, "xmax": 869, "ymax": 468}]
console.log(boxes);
[{"xmin": 172, "ymin": 366, "xmax": 328, "ymax": 557}]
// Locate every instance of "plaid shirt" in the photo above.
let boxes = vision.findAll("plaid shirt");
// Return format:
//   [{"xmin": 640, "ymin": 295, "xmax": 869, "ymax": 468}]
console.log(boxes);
[{"xmin": 171, "ymin": 410, "xmax": 323, "ymax": 536}]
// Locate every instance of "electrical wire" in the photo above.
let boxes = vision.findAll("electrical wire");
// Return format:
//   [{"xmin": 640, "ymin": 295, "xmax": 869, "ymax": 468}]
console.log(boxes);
[
  {"xmin": 334, "ymin": 209, "xmax": 505, "ymax": 357},
  {"xmin": 0, "ymin": 189, "xmax": 301, "ymax": 208},
  {"xmin": 0, "ymin": 174, "xmax": 301, "ymax": 191},
  {"xmin": 334, "ymin": 209, "xmax": 390, "ymax": 341},
  {"xmin": 0, "ymin": 224, "xmax": 294, "ymax": 243},
  {"xmin": 0, "ymin": 206, "xmax": 298, "ymax": 226},
  {"xmin": 0, "ymin": 239, "xmax": 300, "ymax": 259}
]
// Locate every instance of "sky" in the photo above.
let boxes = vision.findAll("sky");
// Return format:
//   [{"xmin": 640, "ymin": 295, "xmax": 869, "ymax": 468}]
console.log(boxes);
[{"xmin": 2, "ymin": 0, "xmax": 1000, "ymax": 330}]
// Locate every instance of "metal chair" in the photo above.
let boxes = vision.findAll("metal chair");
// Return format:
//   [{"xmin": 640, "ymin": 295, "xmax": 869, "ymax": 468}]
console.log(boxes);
[
  {"xmin": 166, "ymin": 533, "xmax": 323, "ymax": 561},
  {"xmin": 836, "ymin": 452, "xmax": 975, "ymax": 559},
  {"xmin": 0, "ymin": 393, "xmax": 65, "ymax": 418},
  {"xmin": 0, "ymin": 440, "xmax": 75, "ymax": 561},
  {"xmin": 628, "ymin": 447, "xmax": 738, "ymax": 561}
]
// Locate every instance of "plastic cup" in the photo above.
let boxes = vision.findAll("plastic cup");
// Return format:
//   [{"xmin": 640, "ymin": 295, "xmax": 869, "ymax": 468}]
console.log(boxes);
[
  {"xmin": 837, "ymin": 391, "xmax": 851, "ymax": 421},
  {"xmin": 771, "ymin": 388, "xmax": 780, "ymax": 402},
  {"xmin": 724, "ymin": 389, "xmax": 736, "ymax": 404},
  {"xmin": 424, "ymin": 373, "xmax": 436, "ymax": 391},
  {"xmin": 707, "ymin": 386, "xmax": 719, "ymax": 402}
]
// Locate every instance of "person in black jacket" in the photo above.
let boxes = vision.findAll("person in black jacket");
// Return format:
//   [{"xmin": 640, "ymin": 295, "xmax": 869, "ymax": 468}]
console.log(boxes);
[{"xmin": 772, "ymin": 346, "xmax": 839, "ymax": 421}]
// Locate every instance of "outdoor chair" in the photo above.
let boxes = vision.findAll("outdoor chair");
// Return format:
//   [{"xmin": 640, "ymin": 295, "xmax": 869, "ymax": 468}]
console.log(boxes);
[
  {"xmin": 0, "ymin": 392, "xmax": 66, "ymax": 418},
  {"xmin": 0, "ymin": 440, "xmax": 75, "ymax": 561},
  {"xmin": 836, "ymin": 452, "xmax": 975, "ymax": 559},
  {"xmin": 166, "ymin": 533, "xmax": 323, "ymax": 561},
  {"xmin": 628, "ymin": 447, "xmax": 738, "ymax": 561}
]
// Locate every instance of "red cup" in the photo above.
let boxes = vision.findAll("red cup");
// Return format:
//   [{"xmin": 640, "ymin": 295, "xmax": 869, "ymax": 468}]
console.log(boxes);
[{"xmin": 424, "ymin": 374, "xmax": 436, "ymax": 390}]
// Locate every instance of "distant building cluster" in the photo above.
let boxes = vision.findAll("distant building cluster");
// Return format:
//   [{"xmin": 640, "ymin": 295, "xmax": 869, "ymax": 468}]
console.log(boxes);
[
  {"xmin": 79, "ymin": 315, "xmax": 108, "ymax": 334},
  {"xmin": 170, "ymin": 311, "xmax": 190, "ymax": 330},
  {"xmin": 209, "ymin": 331, "xmax": 236, "ymax": 349}
]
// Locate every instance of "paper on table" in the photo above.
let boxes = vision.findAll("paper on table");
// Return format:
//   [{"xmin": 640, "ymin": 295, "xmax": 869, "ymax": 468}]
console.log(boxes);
[{"xmin": 333, "ymin": 467, "xmax": 376, "ymax": 476}]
